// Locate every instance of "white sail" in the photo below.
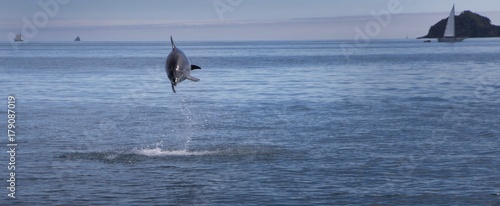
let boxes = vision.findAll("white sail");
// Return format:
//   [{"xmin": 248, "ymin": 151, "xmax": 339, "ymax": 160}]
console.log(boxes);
[
  {"xmin": 443, "ymin": 5, "xmax": 455, "ymax": 37},
  {"xmin": 14, "ymin": 33, "xmax": 22, "ymax": 41}
]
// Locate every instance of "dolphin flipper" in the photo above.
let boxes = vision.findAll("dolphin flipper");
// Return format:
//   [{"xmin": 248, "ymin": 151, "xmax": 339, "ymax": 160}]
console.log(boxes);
[
  {"xmin": 191, "ymin": 65, "xmax": 201, "ymax": 70},
  {"xmin": 186, "ymin": 75, "xmax": 200, "ymax": 82}
]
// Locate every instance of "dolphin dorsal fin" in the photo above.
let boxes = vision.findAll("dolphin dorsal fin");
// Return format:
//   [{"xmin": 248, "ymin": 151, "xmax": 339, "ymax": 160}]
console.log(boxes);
[{"xmin": 170, "ymin": 36, "xmax": 176, "ymax": 50}]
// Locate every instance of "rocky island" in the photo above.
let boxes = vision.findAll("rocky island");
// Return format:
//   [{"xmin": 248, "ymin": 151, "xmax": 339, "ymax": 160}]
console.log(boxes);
[{"xmin": 419, "ymin": 11, "xmax": 500, "ymax": 39}]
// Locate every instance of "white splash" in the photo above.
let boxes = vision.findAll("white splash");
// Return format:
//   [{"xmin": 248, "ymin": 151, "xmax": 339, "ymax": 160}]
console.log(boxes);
[
  {"xmin": 132, "ymin": 148, "xmax": 215, "ymax": 157},
  {"xmin": 104, "ymin": 154, "xmax": 118, "ymax": 160}
]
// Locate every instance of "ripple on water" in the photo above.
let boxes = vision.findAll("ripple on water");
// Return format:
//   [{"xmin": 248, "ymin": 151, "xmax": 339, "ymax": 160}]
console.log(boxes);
[{"xmin": 57, "ymin": 144, "xmax": 293, "ymax": 164}]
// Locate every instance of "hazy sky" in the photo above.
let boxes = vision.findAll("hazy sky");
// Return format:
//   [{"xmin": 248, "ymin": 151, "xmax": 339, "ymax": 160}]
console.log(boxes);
[{"xmin": 1, "ymin": 0, "xmax": 500, "ymax": 41}]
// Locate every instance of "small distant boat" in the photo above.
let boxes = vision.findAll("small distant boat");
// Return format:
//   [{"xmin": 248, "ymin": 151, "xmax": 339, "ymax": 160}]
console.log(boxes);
[
  {"xmin": 423, "ymin": 40, "xmax": 432, "ymax": 43},
  {"xmin": 74, "ymin": 36, "xmax": 81, "ymax": 42},
  {"xmin": 14, "ymin": 33, "xmax": 23, "ymax": 42},
  {"xmin": 438, "ymin": 5, "xmax": 467, "ymax": 42}
]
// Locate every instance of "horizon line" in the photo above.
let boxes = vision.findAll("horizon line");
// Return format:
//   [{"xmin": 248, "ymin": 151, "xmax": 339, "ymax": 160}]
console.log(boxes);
[{"xmin": 3, "ymin": 37, "xmax": 500, "ymax": 43}]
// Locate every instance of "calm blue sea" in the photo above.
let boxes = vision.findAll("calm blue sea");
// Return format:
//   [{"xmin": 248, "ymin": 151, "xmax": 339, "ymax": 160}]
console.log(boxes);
[{"xmin": 0, "ymin": 39, "xmax": 499, "ymax": 205}]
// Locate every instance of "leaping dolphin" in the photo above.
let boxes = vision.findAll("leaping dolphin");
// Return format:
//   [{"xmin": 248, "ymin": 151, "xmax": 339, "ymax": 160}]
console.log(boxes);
[{"xmin": 165, "ymin": 36, "xmax": 201, "ymax": 93}]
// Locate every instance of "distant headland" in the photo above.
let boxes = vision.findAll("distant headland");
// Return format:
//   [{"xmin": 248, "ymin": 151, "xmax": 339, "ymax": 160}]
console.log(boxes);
[{"xmin": 418, "ymin": 11, "xmax": 500, "ymax": 39}]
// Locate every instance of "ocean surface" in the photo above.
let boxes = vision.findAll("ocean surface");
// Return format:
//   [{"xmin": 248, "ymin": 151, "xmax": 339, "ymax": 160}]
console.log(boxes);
[{"xmin": 1, "ymin": 39, "xmax": 499, "ymax": 205}]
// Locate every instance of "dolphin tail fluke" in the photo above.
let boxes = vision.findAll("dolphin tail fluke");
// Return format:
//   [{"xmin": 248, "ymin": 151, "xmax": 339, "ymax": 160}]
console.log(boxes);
[
  {"xmin": 170, "ymin": 36, "xmax": 176, "ymax": 49},
  {"xmin": 191, "ymin": 65, "xmax": 202, "ymax": 70},
  {"xmin": 171, "ymin": 83, "xmax": 176, "ymax": 93},
  {"xmin": 186, "ymin": 75, "xmax": 200, "ymax": 82}
]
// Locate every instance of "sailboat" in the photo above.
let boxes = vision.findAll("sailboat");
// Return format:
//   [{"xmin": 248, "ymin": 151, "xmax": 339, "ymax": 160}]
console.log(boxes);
[
  {"xmin": 438, "ymin": 4, "xmax": 466, "ymax": 42},
  {"xmin": 74, "ymin": 36, "xmax": 81, "ymax": 42},
  {"xmin": 14, "ymin": 33, "xmax": 23, "ymax": 42}
]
